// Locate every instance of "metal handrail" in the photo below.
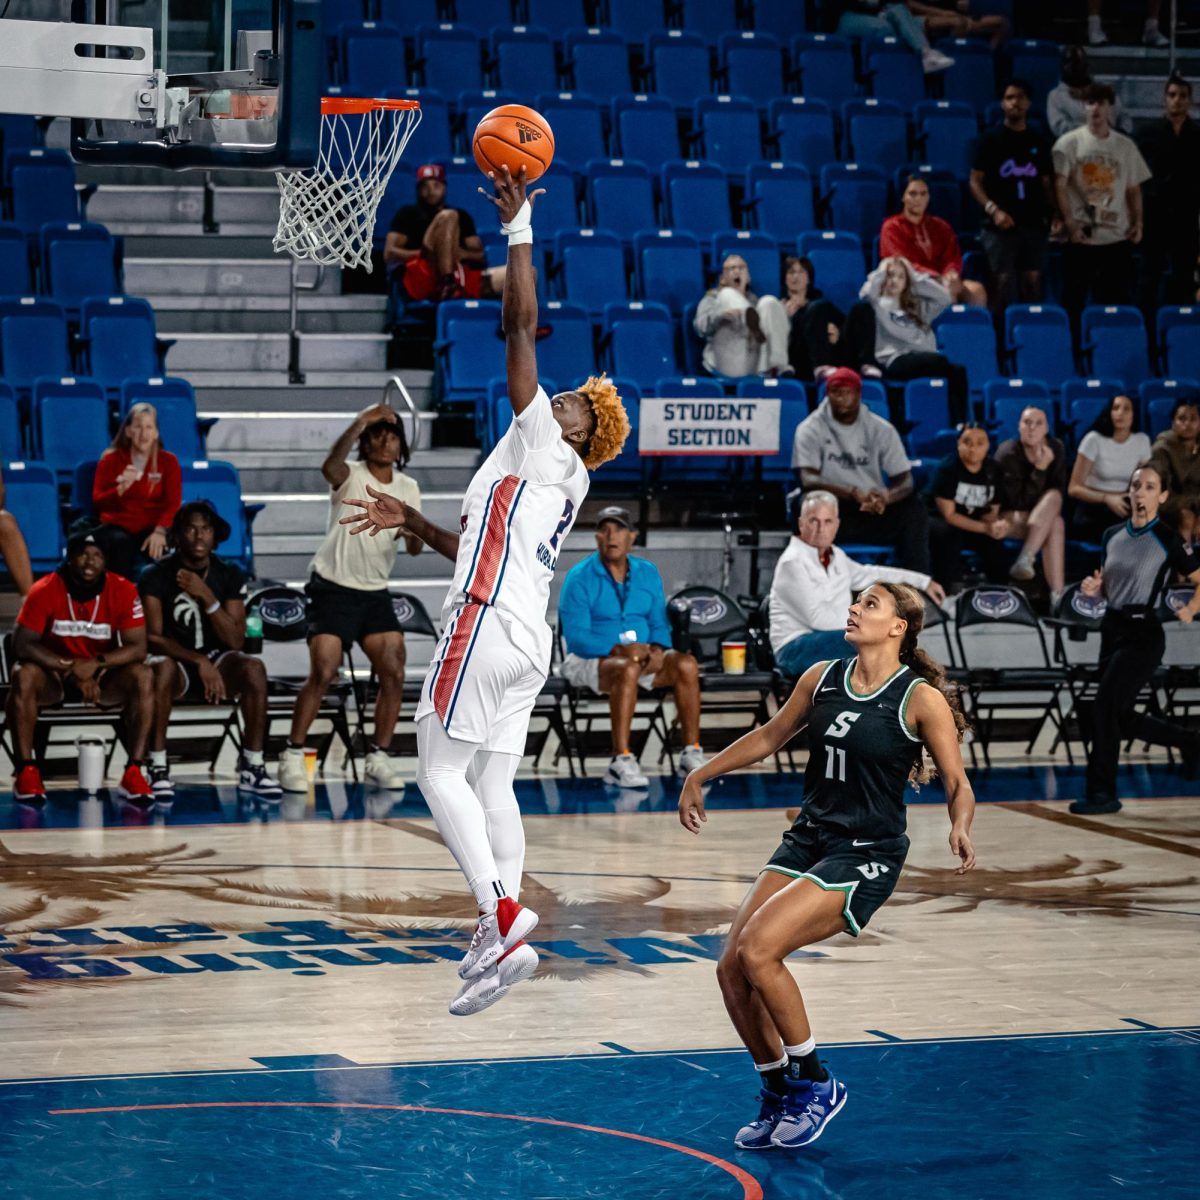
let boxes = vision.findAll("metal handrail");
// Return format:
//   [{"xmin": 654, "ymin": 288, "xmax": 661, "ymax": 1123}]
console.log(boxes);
[{"xmin": 382, "ymin": 374, "xmax": 419, "ymax": 450}]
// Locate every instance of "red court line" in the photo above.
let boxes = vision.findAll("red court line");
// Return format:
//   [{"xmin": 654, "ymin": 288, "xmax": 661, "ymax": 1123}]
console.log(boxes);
[{"xmin": 48, "ymin": 1100, "xmax": 763, "ymax": 1200}]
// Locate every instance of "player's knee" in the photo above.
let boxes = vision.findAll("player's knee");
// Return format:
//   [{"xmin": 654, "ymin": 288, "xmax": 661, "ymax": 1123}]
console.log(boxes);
[
  {"xmin": 240, "ymin": 655, "xmax": 268, "ymax": 690},
  {"xmin": 131, "ymin": 663, "xmax": 153, "ymax": 697},
  {"xmin": 734, "ymin": 930, "xmax": 774, "ymax": 980},
  {"xmin": 675, "ymin": 652, "xmax": 700, "ymax": 683},
  {"xmin": 620, "ymin": 657, "xmax": 642, "ymax": 683},
  {"xmin": 715, "ymin": 952, "xmax": 744, "ymax": 993},
  {"xmin": 152, "ymin": 659, "xmax": 175, "ymax": 688},
  {"xmin": 0, "ymin": 509, "xmax": 17, "ymax": 537},
  {"xmin": 309, "ymin": 660, "xmax": 340, "ymax": 689},
  {"xmin": 12, "ymin": 665, "xmax": 43, "ymax": 698}
]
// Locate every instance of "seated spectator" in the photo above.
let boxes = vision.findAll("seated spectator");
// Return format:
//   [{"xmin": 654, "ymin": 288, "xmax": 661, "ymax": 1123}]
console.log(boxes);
[
  {"xmin": 995, "ymin": 406, "xmax": 1067, "ymax": 599},
  {"xmin": 929, "ymin": 424, "xmax": 1011, "ymax": 590},
  {"xmin": 558, "ymin": 507, "xmax": 706, "ymax": 790},
  {"xmin": 1048, "ymin": 44, "xmax": 1132, "ymax": 136},
  {"xmin": 844, "ymin": 257, "xmax": 969, "ymax": 425},
  {"xmin": 383, "ymin": 163, "xmax": 503, "ymax": 302},
  {"xmin": 0, "ymin": 475, "xmax": 33, "ymax": 595},
  {"xmin": 694, "ymin": 254, "xmax": 790, "ymax": 379},
  {"xmin": 1068, "ymin": 394, "xmax": 1153, "ymax": 542},
  {"xmin": 92, "ymin": 403, "xmax": 182, "ymax": 582},
  {"xmin": 970, "ymin": 79, "xmax": 1057, "ymax": 310},
  {"xmin": 792, "ymin": 367, "xmax": 932, "ymax": 572},
  {"xmin": 6, "ymin": 526, "xmax": 153, "ymax": 806},
  {"xmin": 769, "ymin": 489, "xmax": 942, "ymax": 680},
  {"xmin": 140, "ymin": 501, "xmax": 281, "ymax": 802},
  {"xmin": 881, "ymin": 175, "xmax": 988, "ymax": 308},
  {"xmin": 1087, "ymin": 0, "xmax": 1170, "ymax": 49},
  {"xmin": 1150, "ymin": 396, "xmax": 1200, "ymax": 545},
  {"xmin": 834, "ymin": 1, "xmax": 955, "ymax": 73},
  {"xmin": 910, "ymin": 0, "xmax": 1009, "ymax": 48},
  {"xmin": 783, "ymin": 255, "xmax": 849, "ymax": 381}
]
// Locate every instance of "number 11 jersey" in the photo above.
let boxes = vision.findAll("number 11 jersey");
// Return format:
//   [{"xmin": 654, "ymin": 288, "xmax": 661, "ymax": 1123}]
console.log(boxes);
[
  {"xmin": 444, "ymin": 386, "xmax": 589, "ymax": 676},
  {"xmin": 801, "ymin": 657, "xmax": 927, "ymax": 840}
]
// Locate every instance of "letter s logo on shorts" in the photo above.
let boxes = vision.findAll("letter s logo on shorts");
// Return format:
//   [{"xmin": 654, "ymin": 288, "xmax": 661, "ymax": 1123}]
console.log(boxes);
[
  {"xmin": 970, "ymin": 590, "xmax": 1020, "ymax": 620},
  {"xmin": 857, "ymin": 862, "xmax": 890, "ymax": 880},
  {"xmin": 688, "ymin": 596, "xmax": 727, "ymax": 626}
]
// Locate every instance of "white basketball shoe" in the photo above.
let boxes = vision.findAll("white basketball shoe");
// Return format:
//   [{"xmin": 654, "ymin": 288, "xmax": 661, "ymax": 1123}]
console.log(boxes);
[
  {"xmin": 449, "ymin": 942, "xmax": 539, "ymax": 1017},
  {"xmin": 458, "ymin": 896, "xmax": 539, "ymax": 980}
]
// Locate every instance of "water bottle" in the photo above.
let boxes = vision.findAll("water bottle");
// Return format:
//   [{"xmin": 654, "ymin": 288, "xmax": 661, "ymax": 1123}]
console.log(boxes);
[
  {"xmin": 76, "ymin": 736, "xmax": 105, "ymax": 795},
  {"xmin": 245, "ymin": 603, "xmax": 263, "ymax": 654}
]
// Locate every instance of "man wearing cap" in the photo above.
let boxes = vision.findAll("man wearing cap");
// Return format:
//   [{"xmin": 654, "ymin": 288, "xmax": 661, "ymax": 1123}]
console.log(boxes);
[
  {"xmin": 7, "ymin": 527, "xmax": 154, "ymax": 806},
  {"xmin": 557, "ymin": 507, "xmax": 706, "ymax": 788},
  {"xmin": 384, "ymin": 163, "xmax": 505, "ymax": 302},
  {"xmin": 139, "ymin": 500, "xmax": 281, "ymax": 801},
  {"xmin": 791, "ymin": 367, "xmax": 932, "ymax": 573}
]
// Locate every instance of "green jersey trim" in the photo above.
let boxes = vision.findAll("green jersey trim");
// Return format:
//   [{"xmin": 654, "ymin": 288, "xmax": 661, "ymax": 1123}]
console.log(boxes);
[
  {"xmin": 759, "ymin": 866, "xmax": 862, "ymax": 937},
  {"xmin": 897, "ymin": 676, "xmax": 927, "ymax": 742},
  {"xmin": 842, "ymin": 657, "xmax": 907, "ymax": 702}
]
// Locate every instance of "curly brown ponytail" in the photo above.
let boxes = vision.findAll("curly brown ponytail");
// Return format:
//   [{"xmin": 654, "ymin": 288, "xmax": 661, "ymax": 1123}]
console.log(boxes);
[{"xmin": 873, "ymin": 582, "xmax": 969, "ymax": 784}]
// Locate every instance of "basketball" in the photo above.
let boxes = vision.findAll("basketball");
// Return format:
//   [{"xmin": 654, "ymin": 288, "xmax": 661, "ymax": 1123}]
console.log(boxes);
[{"xmin": 472, "ymin": 104, "xmax": 555, "ymax": 182}]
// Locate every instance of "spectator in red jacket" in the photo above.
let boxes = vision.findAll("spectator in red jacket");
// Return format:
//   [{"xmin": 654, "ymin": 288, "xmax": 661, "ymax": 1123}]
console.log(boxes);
[
  {"xmin": 880, "ymin": 176, "xmax": 988, "ymax": 308},
  {"xmin": 92, "ymin": 403, "xmax": 182, "ymax": 581}
]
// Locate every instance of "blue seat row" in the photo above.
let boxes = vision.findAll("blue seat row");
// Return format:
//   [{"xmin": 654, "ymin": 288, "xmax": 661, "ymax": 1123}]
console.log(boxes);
[{"xmin": 0, "ymin": 221, "xmax": 123, "ymax": 312}]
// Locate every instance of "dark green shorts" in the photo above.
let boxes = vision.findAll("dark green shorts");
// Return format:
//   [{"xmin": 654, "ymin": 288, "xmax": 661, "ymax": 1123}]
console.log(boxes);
[{"xmin": 764, "ymin": 818, "xmax": 909, "ymax": 936}]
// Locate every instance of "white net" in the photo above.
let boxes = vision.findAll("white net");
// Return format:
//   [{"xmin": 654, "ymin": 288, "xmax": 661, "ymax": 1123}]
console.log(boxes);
[{"xmin": 274, "ymin": 101, "xmax": 422, "ymax": 270}]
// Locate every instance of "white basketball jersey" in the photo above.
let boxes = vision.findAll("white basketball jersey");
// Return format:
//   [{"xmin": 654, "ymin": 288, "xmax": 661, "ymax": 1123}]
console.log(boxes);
[{"xmin": 442, "ymin": 386, "xmax": 589, "ymax": 674}]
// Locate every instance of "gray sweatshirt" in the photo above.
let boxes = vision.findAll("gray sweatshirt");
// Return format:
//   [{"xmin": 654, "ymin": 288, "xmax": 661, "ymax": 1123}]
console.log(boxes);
[{"xmin": 858, "ymin": 262, "xmax": 951, "ymax": 366}]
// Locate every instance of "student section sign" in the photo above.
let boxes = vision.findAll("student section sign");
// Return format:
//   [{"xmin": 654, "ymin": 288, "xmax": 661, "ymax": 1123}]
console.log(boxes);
[{"xmin": 639, "ymin": 396, "xmax": 780, "ymax": 456}]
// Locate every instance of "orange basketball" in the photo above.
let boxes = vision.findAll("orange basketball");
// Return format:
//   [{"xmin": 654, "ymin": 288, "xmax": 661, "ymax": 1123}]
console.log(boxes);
[{"xmin": 472, "ymin": 104, "xmax": 556, "ymax": 182}]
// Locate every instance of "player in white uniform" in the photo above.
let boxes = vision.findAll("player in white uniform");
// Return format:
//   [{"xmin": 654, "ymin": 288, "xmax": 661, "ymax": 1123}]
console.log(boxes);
[{"xmin": 341, "ymin": 166, "xmax": 630, "ymax": 1015}]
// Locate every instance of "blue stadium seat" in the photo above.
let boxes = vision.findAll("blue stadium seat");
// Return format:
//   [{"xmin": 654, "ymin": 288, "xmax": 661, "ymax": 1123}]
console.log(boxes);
[
  {"xmin": 0, "ymin": 114, "xmax": 40, "ymax": 163},
  {"xmin": 1158, "ymin": 306, "xmax": 1200, "ymax": 376},
  {"xmin": 719, "ymin": 32, "xmax": 785, "ymax": 108},
  {"xmin": 529, "ymin": 164, "xmax": 582, "ymax": 241},
  {"xmin": 82, "ymin": 296, "xmax": 161, "ymax": 390},
  {"xmin": 1006, "ymin": 304, "xmax": 1075, "ymax": 391},
  {"xmin": 647, "ymin": 374, "xmax": 731, "ymax": 482},
  {"xmin": 745, "ymin": 162, "xmax": 816, "ymax": 242},
  {"xmin": 554, "ymin": 228, "xmax": 627, "ymax": 314},
  {"xmin": 790, "ymin": 34, "xmax": 856, "ymax": 107},
  {"xmin": 435, "ymin": 299, "xmax": 504, "ymax": 408},
  {"xmin": 938, "ymin": 38, "xmax": 996, "ymax": 112},
  {"xmin": 769, "ymin": 96, "xmax": 836, "ymax": 170},
  {"xmin": 984, "ymin": 378, "xmax": 1053, "ymax": 443},
  {"xmin": 0, "ymin": 224, "xmax": 32, "ymax": 295},
  {"xmin": 653, "ymin": 374, "xmax": 725, "ymax": 400},
  {"xmin": 915, "ymin": 100, "xmax": 977, "ymax": 178},
  {"xmin": 680, "ymin": 0, "xmax": 743, "ymax": 42},
  {"xmin": 526, "ymin": 0, "xmax": 590, "ymax": 35},
  {"xmin": 735, "ymin": 378, "xmax": 808, "ymax": 482},
  {"xmin": 1007, "ymin": 39, "xmax": 1060, "ymax": 110},
  {"xmin": 587, "ymin": 159, "xmax": 656, "ymax": 239},
  {"xmin": 1081, "ymin": 305, "xmax": 1149, "ymax": 388},
  {"xmin": 843, "ymin": 99, "xmax": 909, "ymax": 176},
  {"xmin": 893, "ymin": 163, "xmax": 963, "ymax": 230},
  {"xmin": 1061, "ymin": 378, "xmax": 1125, "ymax": 436},
  {"xmin": 1, "ymin": 462, "xmax": 63, "ymax": 573},
  {"xmin": 534, "ymin": 93, "xmax": 606, "ymax": 167},
  {"xmin": 533, "ymin": 300, "xmax": 597, "ymax": 383},
  {"xmin": 903, "ymin": 377, "xmax": 954, "ymax": 455},
  {"xmin": 648, "ymin": 31, "xmax": 712, "ymax": 108},
  {"xmin": 41, "ymin": 222, "xmax": 121, "ymax": 312},
  {"xmin": 711, "ymin": 230, "xmax": 781, "ymax": 297},
  {"xmin": 817, "ymin": 376, "xmax": 888, "ymax": 420},
  {"xmin": 693, "ymin": 95, "xmax": 762, "ymax": 176},
  {"xmin": 1139, "ymin": 378, "xmax": 1200, "ymax": 434},
  {"xmin": 179, "ymin": 460, "xmax": 258, "ymax": 575},
  {"xmin": 864, "ymin": 37, "xmax": 925, "ymax": 109},
  {"xmin": 33, "ymin": 377, "xmax": 109, "ymax": 481},
  {"xmin": 0, "ymin": 381, "xmax": 20, "ymax": 459},
  {"xmin": 414, "ymin": 23, "xmax": 484, "ymax": 93},
  {"xmin": 606, "ymin": 0, "xmax": 668, "ymax": 42},
  {"xmin": 819, "ymin": 163, "xmax": 888, "ymax": 247},
  {"xmin": 340, "ymin": 21, "xmax": 406, "ymax": 95},
  {"xmin": 444, "ymin": 156, "xmax": 511, "ymax": 233},
  {"xmin": 122, "ymin": 377, "xmax": 208, "ymax": 463},
  {"xmin": 494, "ymin": 26, "xmax": 559, "ymax": 94},
  {"xmin": 457, "ymin": 89, "xmax": 521, "ymax": 142},
  {"xmin": 8, "ymin": 149, "xmax": 79, "ymax": 233},
  {"xmin": 934, "ymin": 305, "xmax": 998, "ymax": 400},
  {"xmin": 1145, "ymin": 397, "xmax": 1179, "ymax": 438},
  {"xmin": 599, "ymin": 377, "xmax": 643, "ymax": 483},
  {"xmin": 0, "ymin": 298, "xmax": 70, "ymax": 392},
  {"xmin": 377, "ymin": 0, "xmax": 435, "ymax": 23},
  {"xmin": 661, "ymin": 160, "xmax": 733, "ymax": 242},
  {"xmin": 482, "ymin": 374, "xmax": 560, "ymax": 452},
  {"xmin": 751, "ymin": 0, "xmax": 807, "ymax": 38},
  {"xmin": 381, "ymin": 88, "xmax": 451, "ymax": 167},
  {"xmin": 613, "ymin": 94, "xmax": 681, "ymax": 164},
  {"xmin": 449, "ymin": 0, "xmax": 509, "ymax": 28},
  {"xmin": 798, "ymin": 230, "xmax": 864, "ymax": 315},
  {"xmin": 635, "ymin": 228, "xmax": 705, "ymax": 313},
  {"xmin": 565, "ymin": 28, "xmax": 634, "ymax": 98},
  {"xmin": 603, "ymin": 301, "xmax": 677, "ymax": 384}
]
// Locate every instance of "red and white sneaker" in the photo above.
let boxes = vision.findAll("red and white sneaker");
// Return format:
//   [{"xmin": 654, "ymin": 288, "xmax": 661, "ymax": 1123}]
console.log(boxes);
[
  {"xmin": 14, "ymin": 764, "xmax": 46, "ymax": 803},
  {"xmin": 449, "ymin": 941, "xmax": 539, "ymax": 1017},
  {"xmin": 117, "ymin": 762, "xmax": 154, "ymax": 804},
  {"xmin": 458, "ymin": 897, "xmax": 539, "ymax": 980}
]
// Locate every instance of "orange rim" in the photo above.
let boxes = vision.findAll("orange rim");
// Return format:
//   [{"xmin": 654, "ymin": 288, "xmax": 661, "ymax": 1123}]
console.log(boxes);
[{"xmin": 320, "ymin": 97, "xmax": 421, "ymax": 115}]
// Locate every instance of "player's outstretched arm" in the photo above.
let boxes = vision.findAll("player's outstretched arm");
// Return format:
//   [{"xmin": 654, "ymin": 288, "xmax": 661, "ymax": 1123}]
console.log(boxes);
[
  {"xmin": 678, "ymin": 661, "xmax": 826, "ymax": 834},
  {"xmin": 911, "ymin": 684, "xmax": 977, "ymax": 873},
  {"xmin": 340, "ymin": 486, "xmax": 460, "ymax": 562},
  {"xmin": 479, "ymin": 166, "xmax": 545, "ymax": 415}
]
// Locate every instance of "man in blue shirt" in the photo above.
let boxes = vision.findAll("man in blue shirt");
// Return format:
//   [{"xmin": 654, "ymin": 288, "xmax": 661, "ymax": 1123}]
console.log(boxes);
[{"xmin": 558, "ymin": 507, "xmax": 706, "ymax": 788}]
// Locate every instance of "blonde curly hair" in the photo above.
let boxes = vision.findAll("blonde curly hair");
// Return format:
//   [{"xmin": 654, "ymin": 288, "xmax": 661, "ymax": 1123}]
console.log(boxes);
[{"xmin": 577, "ymin": 373, "xmax": 631, "ymax": 471}]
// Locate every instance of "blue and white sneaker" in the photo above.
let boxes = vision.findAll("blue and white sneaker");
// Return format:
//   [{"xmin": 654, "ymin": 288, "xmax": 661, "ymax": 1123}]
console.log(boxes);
[
  {"xmin": 770, "ymin": 1074, "xmax": 847, "ymax": 1149},
  {"xmin": 733, "ymin": 1088, "xmax": 785, "ymax": 1150}
]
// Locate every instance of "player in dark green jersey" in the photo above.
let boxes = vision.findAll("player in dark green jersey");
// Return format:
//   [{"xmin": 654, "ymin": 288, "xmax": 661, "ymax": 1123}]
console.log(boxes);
[{"xmin": 679, "ymin": 581, "xmax": 976, "ymax": 1151}]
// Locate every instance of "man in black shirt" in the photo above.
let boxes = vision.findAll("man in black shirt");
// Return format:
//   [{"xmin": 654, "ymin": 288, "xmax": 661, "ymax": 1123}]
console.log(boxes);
[
  {"xmin": 1137, "ymin": 73, "xmax": 1200, "ymax": 311},
  {"xmin": 383, "ymin": 163, "xmax": 503, "ymax": 302},
  {"xmin": 140, "ymin": 501, "xmax": 280, "ymax": 801},
  {"xmin": 970, "ymin": 79, "xmax": 1057, "ymax": 310}
]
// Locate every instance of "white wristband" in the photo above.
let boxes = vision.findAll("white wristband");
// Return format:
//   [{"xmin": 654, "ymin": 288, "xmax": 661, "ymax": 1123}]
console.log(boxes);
[
  {"xmin": 501, "ymin": 198, "xmax": 533, "ymax": 246},
  {"xmin": 205, "ymin": 600, "xmax": 221, "ymax": 615},
  {"xmin": 506, "ymin": 227, "xmax": 533, "ymax": 246}
]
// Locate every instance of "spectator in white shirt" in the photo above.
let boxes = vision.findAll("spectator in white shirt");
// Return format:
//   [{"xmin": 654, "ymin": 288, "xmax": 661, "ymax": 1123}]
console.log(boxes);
[
  {"xmin": 769, "ymin": 489, "xmax": 944, "ymax": 679},
  {"xmin": 694, "ymin": 254, "xmax": 791, "ymax": 379},
  {"xmin": 1068, "ymin": 392, "xmax": 1153, "ymax": 542}
]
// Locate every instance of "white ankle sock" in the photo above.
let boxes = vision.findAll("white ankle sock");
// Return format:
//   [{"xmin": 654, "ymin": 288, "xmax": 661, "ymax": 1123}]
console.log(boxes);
[
  {"xmin": 754, "ymin": 1054, "xmax": 788, "ymax": 1073},
  {"xmin": 149, "ymin": 750, "xmax": 167, "ymax": 768},
  {"xmin": 784, "ymin": 1038, "xmax": 816, "ymax": 1058}
]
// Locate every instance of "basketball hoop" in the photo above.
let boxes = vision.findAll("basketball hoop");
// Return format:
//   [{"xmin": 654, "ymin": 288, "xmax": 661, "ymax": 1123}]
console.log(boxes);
[{"xmin": 273, "ymin": 97, "xmax": 421, "ymax": 270}]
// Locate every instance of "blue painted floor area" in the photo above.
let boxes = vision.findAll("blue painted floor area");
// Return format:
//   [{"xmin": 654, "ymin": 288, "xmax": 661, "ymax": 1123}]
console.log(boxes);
[
  {"xmin": 2, "ymin": 1028, "xmax": 1196, "ymax": 1199},
  {"xmin": 5, "ymin": 761, "xmax": 1197, "ymax": 829}
]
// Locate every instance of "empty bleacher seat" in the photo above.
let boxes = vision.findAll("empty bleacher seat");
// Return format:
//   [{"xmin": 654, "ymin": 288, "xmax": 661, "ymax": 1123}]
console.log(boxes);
[
  {"xmin": 613, "ymin": 94, "xmax": 681, "ymax": 164},
  {"xmin": 33, "ymin": 376, "xmax": 109, "ymax": 481},
  {"xmin": 527, "ymin": 164, "xmax": 581, "ymax": 241},
  {"xmin": 1, "ymin": 461, "xmax": 63, "ymax": 573},
  {"xmin": 414, "ymin": 23, "xmax": 484, "ymax": 93},
  {"xmin": 938, "ymin": 38, "xmax": 996, "ymax": 113},
  {"xmin": 1082, "ymin": 305, "xmax": 1149, "ymax": 388},
  {"xmin": 648, "ymin": 30, "xmax": 712, "ymax": 108},
  {"xmin": 7, "ymin": 149, "xmax": 80, "ymax": 233},
  {"xmin": 554, "ymin": 228, "xmax": 627, "ymax": 314},
  {"xmin": 0, "ymin": 381, "xmax": 21, "ymax": 459},
  {"xmin": 768, "ymin": 96, "xmax": 836, "ymax": 169},
  {"xmin": 435, "ymin": 299, "xmax": 504, "ymax": 408},
  {"xmin": 819, "ymin": 162, "xmax": 888, "ymax": 247},
  {"xmin": 340, "ymin": 21, "xmax": 406, "ymax": 95},
  {"xmin": 843, "ymin": 98, "xmax": 909, "ymax": 176},
  {"xmin": 903, "ymin": 377, "xmax": 954, "ymax": 455},
  {"xmin": 533, "ymin": 300, "xmax": 597, "ymax": 383},
  {"xmin": 693, "ymin": 95, "xmax": 762, "ymax": 176},
  {"xmin": 458, "ymin": 88, "xmax": 521, "ymax": 141},
  {"xmin": 0, "ymin": 223, "xmax": 32, "ymax": 294},
  {"xmin": 661, "ymin": 160, "xmax": 733, "ymax": 242},
  {"xmin": 565, "ymin": 28, "xmax": 634, "ymax": 98},
  {"xmin": 1158, "ymin": 306, "xmax": 1200, "ymax": 377},
  {"xmin": 680, "ymin": 0, "xmax": 743, "ymax": 42},
  {"xmin": 752, "ymin": 0, "xmax": 806, "ymax": 39},
  {"xmin": 711, "ymin": 230, "xmax": 781, "ymax": 296},
  {"xmin": 864, "ymin": 37, "xmax": 925, "ymax": 109},
  {"xmin": 915, "ymin": 100, "xmax": 977, "ymax": 178},
  {"xmin": 82, "ymin": 296, "xmax": 162, "ymax": 390},
  {"xmin": 1007, "ymin": 40, "xmax": 1060, "ymax": 110},
  {"xmin": 483, "ymin": 374, "xmax": 559, "ymax": 451},
  {"xmin": 444, "ymin": 157, "xmax": 508, "ymax": 233},
  {"xmin": 798, "ymin": 230, "xmax": 863, "ymax": 315},
  {"xmin": 493, "ymin": 26, "xmax": 559, "ymax": 93},
  {"xmin": 635, "ymin": 228, "xmax": 705, "ymax": 314},
  {"xmin": 0, "ymin": 114, "xmax": 40, "ymax": 164},
  {"xmin": 122, "ymin": 377, "xmax": 208, "ymax": 463},
  {"xmin": 600, "ymin": 376, "xmax": 643, "ymax": 483},
  {"xmin": 0, "ymin": 298, "xmax": 70, "ymax": 392},
  {"xmin": 1006, "ymin": 304, "xmax": 1075, "ymax": 391},
  {"xmin": 790, "ymin": 33, "xmax": 856, "ymax": 107},
  {"xmin": 449, "ymin": 0, "xmax": 508, "ymax": 29},
  {"xmin": 934, "ymin": 305, "xmax": 998, "ymax": 399},
  {"xmin": 526, "ymin": 0, "xmax": 591, "ymax": 35},
  {"xmin": 719, "ymin": 32, "xmax": 785, "ymax": 108},
  {"xmin": 383, "ymin": 87, "xmax": 452, "ymax": 167},
  {"xmin": 606, "ymin": 0, "xmax": 668, "ymax": 42},
  {"xmin": 534, "ymin": 93, "xmax": 606, "ymax": 167},
  {"xmin": 587, "ymin": 159, "xmax": 656, "ymax": 238},
  {"xmin": 735, "ymin": 377, "xmax": 808, "ymax": 481},
  {"xmin": 648, "ymin": 376, "xmax": 732, "ymax": 482},
  {"xmin": 41, "ymin": 222, "xmax": 121, "ymax": 312},
  {"xmin": 603, "ymin": 301, "xmax": 677, "ymax": 383},
  {"xmin": 745, "ymin": 161, "xmax": 816, "ymax": 242}
]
